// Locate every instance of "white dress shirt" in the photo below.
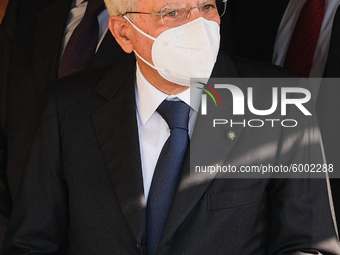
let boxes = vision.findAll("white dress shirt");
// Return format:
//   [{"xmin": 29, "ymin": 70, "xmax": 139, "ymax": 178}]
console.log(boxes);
[
  {"xmin": 60, "ymin": 0, "xmax": 110, "ymax": 57},
  {"xmin": 135, "ymin": 64, "xmax": 201, "ymax": 201},
  {"xmin": 273, "ymin": 0, "xmax": 340, "ymax": 77}
]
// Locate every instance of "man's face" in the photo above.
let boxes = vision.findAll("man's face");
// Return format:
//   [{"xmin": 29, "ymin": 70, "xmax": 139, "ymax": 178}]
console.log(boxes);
[
  {"xmin": 130, "ymin": 0, "xmax": 221, "ymax": 66},
  {"xmin": 110, "ymin": 0, "xmax": 221, "ymax": 93}
]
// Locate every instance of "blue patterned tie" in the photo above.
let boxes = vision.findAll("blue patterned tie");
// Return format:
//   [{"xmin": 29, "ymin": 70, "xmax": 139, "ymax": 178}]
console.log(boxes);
[
  {"xmin": 58, "ymin": 0, "xmax": 105, "ymax": 78},
  {"xmin": 146, "ymin": 100, "xmax": 190, "ymax": 255}
]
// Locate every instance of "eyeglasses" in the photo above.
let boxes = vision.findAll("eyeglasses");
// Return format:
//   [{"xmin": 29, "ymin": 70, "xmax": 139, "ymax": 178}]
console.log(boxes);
[{"xmin": 121, "ymin": 0, "xmax": 227, "ymax": 28}]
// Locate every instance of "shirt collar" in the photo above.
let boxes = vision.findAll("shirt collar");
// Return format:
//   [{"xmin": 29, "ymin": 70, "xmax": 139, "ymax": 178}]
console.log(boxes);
[
  {"xmin": 135, "ymin": 63, "xmax": 201, "ymax": 126},
  {"xmin": 76, "ymin": 0, "xmax": 85, "ymax": 7}
]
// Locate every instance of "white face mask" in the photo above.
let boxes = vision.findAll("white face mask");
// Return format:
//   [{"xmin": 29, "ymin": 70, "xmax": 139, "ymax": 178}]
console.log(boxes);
[{"xmin": 125, "ymin": 16, "xmax": 220, "ymax": 86}]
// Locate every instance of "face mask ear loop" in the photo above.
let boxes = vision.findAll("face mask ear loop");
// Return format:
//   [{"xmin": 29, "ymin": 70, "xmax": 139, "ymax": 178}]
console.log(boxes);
[
  {"xmin": 123, "ymin": 15, "xmax": 157, "ymax": 41},
  {"xmin": 133, "ymin": 50, "xmax": 166, "ymax": 72},
  {"xmin": 123, "ymin": 15, "xmax": 166, "ymax": 72}
]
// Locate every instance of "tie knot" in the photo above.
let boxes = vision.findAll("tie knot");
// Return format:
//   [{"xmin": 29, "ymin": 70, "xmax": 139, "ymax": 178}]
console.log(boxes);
[
  {"xmin": 157, "ymin": 100, "xmax": 190, "ymax": 130},
  {"xmin": 85, "ymin": 0, "xmax": 105, "ymax": 16}
]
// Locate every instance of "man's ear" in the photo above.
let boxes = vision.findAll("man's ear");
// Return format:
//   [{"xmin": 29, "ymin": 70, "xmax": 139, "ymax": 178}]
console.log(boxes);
[{"xmin": 108, "ymin": 16, "xmax": 134, "ymax": 53}]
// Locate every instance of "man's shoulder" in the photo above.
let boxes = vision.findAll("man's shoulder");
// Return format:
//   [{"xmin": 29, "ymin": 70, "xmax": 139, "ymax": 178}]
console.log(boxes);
[
  {"xmin": 232, "ymin": 55, "xmax": 294, "ymax": 78},
  {"xmin": 213, "ymin": 51, "xmax": 294, "ymax": 78},
  {"xmin": 54, "ymin": 54, "xmax": 136, "ymax": 100}
]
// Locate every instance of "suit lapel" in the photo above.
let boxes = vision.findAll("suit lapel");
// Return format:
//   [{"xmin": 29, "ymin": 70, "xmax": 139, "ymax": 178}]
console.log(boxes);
[
  {"xmin": 91, "ymin": 57, "xmax": 146, "ymax": 245},
  {"xmin": 32, "ymin": 0, "xmax": 72, "ymax": 88},
  {"xmin": 159, "ymin": 53, "xmax": 246, "ymax": 246},
  {"xmin": 324, "ymin": 5, "xmax": 340, "ymax": 78},
  {"xmin": 263, "ymin": 0, "xmax": 290, "ymax": 60}
]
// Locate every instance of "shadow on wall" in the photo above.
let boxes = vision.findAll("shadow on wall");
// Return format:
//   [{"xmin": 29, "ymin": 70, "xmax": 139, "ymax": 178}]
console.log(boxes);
[{"xmin": 0, "ymin": 0, "xmax": 9, "ymax": 24}]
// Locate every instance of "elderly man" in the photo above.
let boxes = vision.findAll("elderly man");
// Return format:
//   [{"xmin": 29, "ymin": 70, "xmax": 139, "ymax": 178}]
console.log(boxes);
[{"xmin": 1, "ymin": 0, "xmax": 340, "ymax": 254}]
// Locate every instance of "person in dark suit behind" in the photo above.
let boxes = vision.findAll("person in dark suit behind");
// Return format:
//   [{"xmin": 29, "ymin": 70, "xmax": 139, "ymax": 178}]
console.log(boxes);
[
  {"xmin": 0, "ymin": 0, "xmax": 127, "ymax": 245},
  {"xmin": 224, "ymin": 0, "xmax": 340, "ymax": 77},
  {"xmin": 224, "ymin": 0, "xmax": 340, "ymax": 232},
  {"xmin": 1, "ymin": 0, "xmax": 340, "ymax": 254}
]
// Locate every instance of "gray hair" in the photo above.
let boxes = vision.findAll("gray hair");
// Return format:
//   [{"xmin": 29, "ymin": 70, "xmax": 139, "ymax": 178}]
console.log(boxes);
[{"xmin": 104, "ymin": 0, "xmax": 140, "ymax": 16}]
